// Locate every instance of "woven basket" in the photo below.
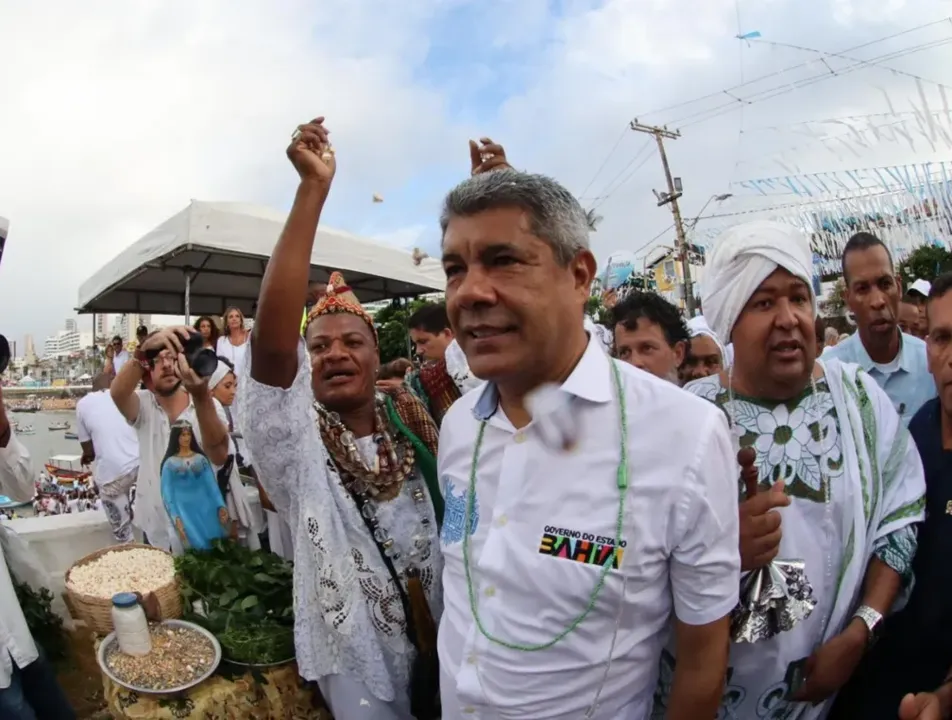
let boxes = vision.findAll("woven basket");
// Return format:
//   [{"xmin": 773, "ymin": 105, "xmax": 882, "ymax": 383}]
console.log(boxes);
[{"xmin": 65, "ymin": 544, "xmax": 182, "ymax": 635}]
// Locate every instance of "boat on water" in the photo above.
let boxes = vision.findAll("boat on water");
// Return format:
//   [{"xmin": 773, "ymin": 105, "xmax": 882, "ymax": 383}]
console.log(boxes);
[
  {"xmin": 64, "ymin": 431, "xmax": 79, "ymax": 440},
  {"xmin": 43, "ymin": 454, "xmax": 91, "ymax": 485},
  {"xmin": 18, "ymin": 425, "xmax": 35, "ymax": 435},
  {"xmin": 48, "ymin": 421, "xmax": 70, "ymax": 431}
]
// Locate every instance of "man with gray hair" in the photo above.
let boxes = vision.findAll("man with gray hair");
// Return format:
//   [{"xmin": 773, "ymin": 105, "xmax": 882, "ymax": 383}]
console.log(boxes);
[{"xmin": 437, "ymin": 168, "xmax": 741, "ymax": 718}]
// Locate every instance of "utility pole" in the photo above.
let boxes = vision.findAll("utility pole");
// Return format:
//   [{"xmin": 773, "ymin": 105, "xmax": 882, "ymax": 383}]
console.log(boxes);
[{"xmin": 629, "ymin": 120, "xmax": 695, "ymax": 316}]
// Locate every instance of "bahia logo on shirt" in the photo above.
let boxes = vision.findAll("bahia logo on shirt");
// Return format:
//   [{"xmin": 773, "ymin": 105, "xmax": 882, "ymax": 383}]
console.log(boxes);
[
  {"xmin": 538, "ymin": 525, "xmax": 626, "ymax": 569},
  {"xmin": 440, "ymin": 480, "xmax": 479, "ymax": 545}
]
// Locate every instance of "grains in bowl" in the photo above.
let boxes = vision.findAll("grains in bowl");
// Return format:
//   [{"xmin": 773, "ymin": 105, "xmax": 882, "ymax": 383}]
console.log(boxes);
[
  {"xmin": 105, "ymin": 625, "xmax": 216, "ymax": 691},
  {"xmin": 68, "ymin": 548, "xmax": 175, "ymax": 598}
]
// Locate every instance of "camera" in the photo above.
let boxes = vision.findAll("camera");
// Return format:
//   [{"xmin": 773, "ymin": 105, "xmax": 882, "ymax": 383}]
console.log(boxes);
[
  {"xmin": 143, "ymin": 331, "xmax": 218, "ymax": 378},
  {"xmin": 0, "ymin": 334, "xmax": 9, "ymax": 375}
]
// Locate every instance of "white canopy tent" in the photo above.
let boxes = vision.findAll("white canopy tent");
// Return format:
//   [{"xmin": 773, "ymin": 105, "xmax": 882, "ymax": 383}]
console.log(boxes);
[{"xmin": 76, "ymin": 200, "xmax": 446, "ymax": 318}]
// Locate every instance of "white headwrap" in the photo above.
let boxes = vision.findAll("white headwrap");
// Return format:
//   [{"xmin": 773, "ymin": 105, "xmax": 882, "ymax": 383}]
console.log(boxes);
[
  {"xmin": 208, "ymin": 360, "xmax": 233, "ymax": 390},
  {"xmin": 702, "ymin": 220, "xmax": 817, "ymax": 343},
  {"xmin": 686, "ymin": 315, "xmax": 729, "ymax": 365}
]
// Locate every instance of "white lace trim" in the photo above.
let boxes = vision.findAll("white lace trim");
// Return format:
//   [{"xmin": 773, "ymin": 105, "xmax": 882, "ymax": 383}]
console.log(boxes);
[{"xmin": 237, "ymin": 343, "xmax": 443, "ymax": 702}]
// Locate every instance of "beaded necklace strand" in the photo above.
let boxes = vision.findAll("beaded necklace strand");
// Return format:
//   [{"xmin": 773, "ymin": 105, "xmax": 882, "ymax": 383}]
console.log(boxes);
[{"xmin": 461, "ymin": 360, "xmax": 629, "ymax": 651}]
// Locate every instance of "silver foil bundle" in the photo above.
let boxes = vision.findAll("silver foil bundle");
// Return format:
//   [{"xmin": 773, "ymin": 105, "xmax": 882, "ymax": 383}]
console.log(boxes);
[{"xmin": 730, "ymin": 559, "xmax": 817, "ymax": 644}]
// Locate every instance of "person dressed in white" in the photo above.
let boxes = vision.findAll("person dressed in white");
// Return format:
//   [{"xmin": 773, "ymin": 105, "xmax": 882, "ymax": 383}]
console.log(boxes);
[
  {"xmin": 437, "ymin": 169, "xmax": 741, "ymax": 719},
  {"xmin": 110, "ymin": 326, "xmax": 233, "ymax": 553},
  {"xmin": 76, "ymin": 373, "xmax": 139, "ymax": 543},
  {"xmin": 239, "ymin": 117, "xmax": 443, "ymax": 720},
  {"xmin": 217, "ymin": 307, "xmax": 250, "ymax": 425},
  {"xmin": 206, "ymin": 359, "xmax": 260, "ymax": 551},
  {"xmin": 106, "ymin": 335, "xmax": 130, "ymax": 376},
  {"xmin": 657, "ymin": 220, "xmax": 926, "ymax": 718},
  {"xmin": 0, "ymin": 386, "xmax": 75, "ymax": 718}
]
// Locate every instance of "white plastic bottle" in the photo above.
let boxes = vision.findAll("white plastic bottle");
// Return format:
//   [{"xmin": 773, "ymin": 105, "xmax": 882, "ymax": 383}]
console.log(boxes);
[{"xmin": 111, "ymin": 592, "xmax": 152, "ymax": 656}]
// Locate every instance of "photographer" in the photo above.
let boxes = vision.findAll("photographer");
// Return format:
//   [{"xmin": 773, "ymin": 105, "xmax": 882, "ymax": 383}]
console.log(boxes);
[
  {"xmin": 110, "ymin": 326, "xmax": 231, "ymax": 554},
  {"xmin": 0, "ymin": 379, "xmax": 76, "ymax": 717}
]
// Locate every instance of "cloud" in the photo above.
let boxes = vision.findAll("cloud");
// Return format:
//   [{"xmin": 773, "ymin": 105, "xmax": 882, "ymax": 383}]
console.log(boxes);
[
  {"xmin": 0, "ymin": 0, "xmax": 474, "ymax": 346},
  {"xmin": 3, "ymin": 0, "xmax": 952, "ymax": 350},
  {"xmin": 492, "ymin": 0, "xmax": 952, "ymax": 260}
]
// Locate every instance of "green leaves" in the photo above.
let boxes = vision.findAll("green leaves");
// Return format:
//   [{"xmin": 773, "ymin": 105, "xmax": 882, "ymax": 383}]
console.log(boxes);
[
  {"xmin": 239, "ymin": 595, "xmax": 259, "ymax": 611},
  {"xmin": 898, "ymin": 245, "xmax": 952, "ymax": 286},
  {"xmin": 174, "ymin": 539, "xmax": 295, "ymax": 664},
  {"xmin": 13, "ymin": 581, "xmax": 68, "ymax": 667}
]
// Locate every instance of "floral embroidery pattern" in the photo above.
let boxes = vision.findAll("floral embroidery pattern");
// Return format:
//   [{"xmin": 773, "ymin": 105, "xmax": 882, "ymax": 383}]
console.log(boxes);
[{"xmin": 689, "ymin": 376, "xmax": 843, "ymax": 503}]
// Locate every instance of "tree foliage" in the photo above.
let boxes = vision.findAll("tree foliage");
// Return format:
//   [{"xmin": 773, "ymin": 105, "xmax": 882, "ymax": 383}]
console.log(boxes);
[
  {"xmin": 897, "ymin": 245, "xmax": 952, "ymax": 287},
  {"xmin": 584, "ymin": 208, "xmax": 603, "ymax": 232},
  {"xmin": 375, "ymin": 297, "xmax": 442, "ymax": 364},
  {"xmin": 585, "ymin": 294, "xmax": 613, "ymax": 327},
  {"xmin": 820, "ymin": 277, "xmax": 847, "ymax": 317}
]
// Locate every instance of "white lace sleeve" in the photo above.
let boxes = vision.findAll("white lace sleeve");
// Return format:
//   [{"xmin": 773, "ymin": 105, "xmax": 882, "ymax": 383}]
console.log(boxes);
[{"xmin": 237, "ymin": 342, "xmax": 316, "ymax": 514}]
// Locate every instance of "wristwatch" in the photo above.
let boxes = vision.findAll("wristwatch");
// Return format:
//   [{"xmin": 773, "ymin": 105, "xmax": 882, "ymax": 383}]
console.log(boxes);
[{"xmin": 852, "ymin": 605, "xmax": 884, "ymax": 647}]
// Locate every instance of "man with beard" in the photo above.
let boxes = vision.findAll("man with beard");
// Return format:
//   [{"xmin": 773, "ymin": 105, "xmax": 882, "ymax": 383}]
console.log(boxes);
[
  {"xmin": 110, "ymin": 327, "xmax": 231, "ymax": 553},
  {"xmin": 824, "ymin": 232, "xmax": 934, "ymax": 424},
  {"xmin": 658, "ymin": 220, "xmax": 926, "ymax": 719},
  {"xmin": 437, "ymin": 169, "xmax": 741, "ymax": 719},
  {"xmin": 609, "ymin": 291, "xmax": 689, "ymax": 382}
]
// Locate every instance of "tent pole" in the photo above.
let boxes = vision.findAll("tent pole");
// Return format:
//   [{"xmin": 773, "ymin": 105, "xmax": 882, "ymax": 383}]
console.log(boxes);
[{"xmin": 184, "ymin": 274, "xmax": 191, "ymax": 324}]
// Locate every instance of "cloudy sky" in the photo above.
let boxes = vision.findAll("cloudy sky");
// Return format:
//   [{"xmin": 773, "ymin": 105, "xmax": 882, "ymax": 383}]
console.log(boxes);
[{"xmin": 2, "ymin": 0, "xmax": 951, "ymax": 349}]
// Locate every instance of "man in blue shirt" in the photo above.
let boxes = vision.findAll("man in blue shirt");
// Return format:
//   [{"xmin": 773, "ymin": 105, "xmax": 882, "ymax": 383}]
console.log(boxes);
[{"xmin": 824, "ymin": 231, "xmax": 934, "ymax": 425}]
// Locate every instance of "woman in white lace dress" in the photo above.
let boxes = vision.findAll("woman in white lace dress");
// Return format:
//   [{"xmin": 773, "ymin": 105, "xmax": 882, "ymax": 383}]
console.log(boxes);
[{"xmin": 239, "ymin": 116, "xmax": 443, "ymax": 720}]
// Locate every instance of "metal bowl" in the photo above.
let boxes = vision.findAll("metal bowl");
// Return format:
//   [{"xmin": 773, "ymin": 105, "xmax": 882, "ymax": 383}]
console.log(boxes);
[
  {"xmin": 97, "ymin": 619, "xmax": 222, "ymax": 695},
  {"xmin": 221, "ymin": 655, "xmax": 296, "ymax": 670}
]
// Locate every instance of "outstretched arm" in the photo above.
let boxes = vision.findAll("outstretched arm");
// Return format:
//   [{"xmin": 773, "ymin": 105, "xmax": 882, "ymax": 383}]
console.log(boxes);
[{"xmin": 252, "ymin": 116, "xmax": 336, "ymax": 389}]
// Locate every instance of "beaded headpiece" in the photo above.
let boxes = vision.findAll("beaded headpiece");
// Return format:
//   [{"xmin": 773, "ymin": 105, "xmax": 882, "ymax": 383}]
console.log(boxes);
[{"xmin": 305, "ymin": 271, "xmax": 377, "ymax": 342}]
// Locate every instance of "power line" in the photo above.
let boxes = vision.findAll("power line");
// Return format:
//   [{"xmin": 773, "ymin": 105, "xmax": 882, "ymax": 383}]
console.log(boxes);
[
  {"xmin": 634, "ymin": 18, "xmax": 951, "ymax": 120},
  {"xmin": 632, "ymin": 223, "xmax": 675, "ymax": 258},
  {"xmin": 752, "ymin": 32, "xmax": 952, "ymax": 94},
  {"xmin": 577, "ymin": 127, "xmax": 637, "ymax": 201},
  {"xmin": 588, "ymin": 144, "xmax": 657, "ymax": 210},
  {"xmin": 669, "ymin": 36, "xmax": 952, "ymax": 129}
]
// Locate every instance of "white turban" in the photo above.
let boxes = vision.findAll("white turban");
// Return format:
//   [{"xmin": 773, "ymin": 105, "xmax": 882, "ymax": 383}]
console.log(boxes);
[
  {"xmin": 686, "ymin": 315, "xmax": 729, "ymax": 365},
  {"xmin": 208, "ymin": 360, "xmax": 233, "ymax": 390},
  {"xmin": 702, "ymin": 220, "xmax": 817, "ymax": 343}
]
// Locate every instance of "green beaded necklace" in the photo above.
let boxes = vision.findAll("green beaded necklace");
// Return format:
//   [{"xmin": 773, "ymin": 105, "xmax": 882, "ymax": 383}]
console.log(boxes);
[{"xmin": 461, "ymin": 360, "xmax": 629, "ymax": 651}]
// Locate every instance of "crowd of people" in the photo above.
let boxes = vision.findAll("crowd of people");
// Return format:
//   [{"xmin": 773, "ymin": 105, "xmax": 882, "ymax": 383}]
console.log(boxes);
[{"xmin": 1, "ymin": 115, "xmax": 952, "ymax": 719}]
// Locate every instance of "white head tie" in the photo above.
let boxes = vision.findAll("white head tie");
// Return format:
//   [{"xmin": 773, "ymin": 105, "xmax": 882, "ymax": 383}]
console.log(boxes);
[{"xmin": 702, "ymin": 220, "xmax": 816, "ymax": 343}]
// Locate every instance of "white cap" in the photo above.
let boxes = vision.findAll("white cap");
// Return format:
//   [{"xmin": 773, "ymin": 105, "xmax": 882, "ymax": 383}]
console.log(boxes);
[{"xmin": 909, "ymin": 278, "xmax": 932, "ymax": 297}]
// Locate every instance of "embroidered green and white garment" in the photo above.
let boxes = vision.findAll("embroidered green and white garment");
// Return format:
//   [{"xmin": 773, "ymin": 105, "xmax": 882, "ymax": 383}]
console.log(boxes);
[{"xmin": 652, "ymin": 358, "xmax": 925, "ymax": 720}]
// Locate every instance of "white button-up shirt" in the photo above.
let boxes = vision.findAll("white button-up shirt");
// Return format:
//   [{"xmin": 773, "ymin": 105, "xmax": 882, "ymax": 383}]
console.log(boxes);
[
  {"xmin": 438, "ymin": 336, "xmax": 741, "ymax": 719},
  {"xmin": 0, "ymin": 430, "xmax": 40, "ymax": 689}
]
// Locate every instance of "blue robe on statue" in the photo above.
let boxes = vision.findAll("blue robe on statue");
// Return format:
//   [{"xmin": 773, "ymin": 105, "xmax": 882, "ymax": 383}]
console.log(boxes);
[{"xmin": 160, "ymin": 453, "xmax": 229, "ymax": 550}]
